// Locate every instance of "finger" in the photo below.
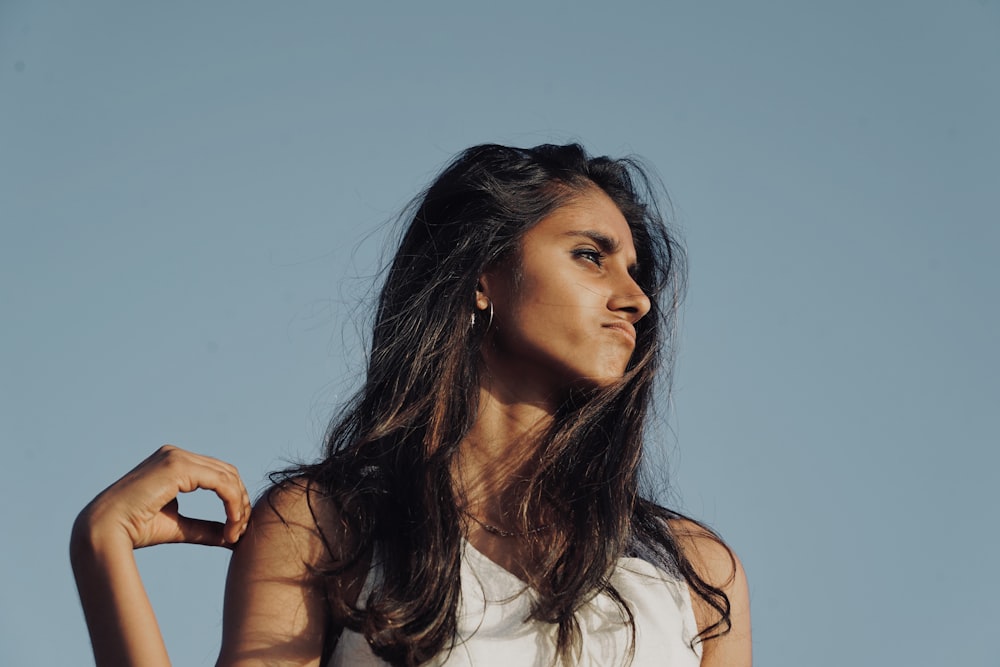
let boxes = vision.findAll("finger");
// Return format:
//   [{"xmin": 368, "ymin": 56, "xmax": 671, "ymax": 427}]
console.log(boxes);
[
  {"xmin": 203, "ymin": 466, "xmax": 251, "ymax": 544},
  {"xmin": 168, "ymin": 456, "xmax": 251, "ymax": 540},
  {"xmin": 233, "ymin": 486, "xmax": 253, "ymax": 542},
  {"xmin": 183, "ymin": 478, "xmax": 248, "ymax": 545},
  {"xmin": 172, "ymin": 515, "xmax": 229, "ymax": 548}
]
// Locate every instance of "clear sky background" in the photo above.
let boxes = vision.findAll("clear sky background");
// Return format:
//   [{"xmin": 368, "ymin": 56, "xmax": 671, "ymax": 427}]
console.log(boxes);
[{"xmin": 2, "ymin": 2, "xmax": 997, "ymax": 665}]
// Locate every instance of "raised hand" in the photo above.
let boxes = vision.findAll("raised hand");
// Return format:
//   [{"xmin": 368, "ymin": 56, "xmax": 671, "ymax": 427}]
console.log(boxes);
[
  {"xmin": 71, "ymin": 445, "xmax": 254, "ymax": 667},
  {"xmin": 74, "ymin": 445, "xmax": 252, "ymax": 552}
]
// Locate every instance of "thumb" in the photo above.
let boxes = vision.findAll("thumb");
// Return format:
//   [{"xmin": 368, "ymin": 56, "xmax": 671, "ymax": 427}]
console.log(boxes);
[{"xmin": 172, "ymin": 516, "xmax": 231, "ymax": 548}]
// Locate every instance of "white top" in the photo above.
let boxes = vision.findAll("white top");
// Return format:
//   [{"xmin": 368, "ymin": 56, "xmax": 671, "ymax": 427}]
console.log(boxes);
[{"xmin": 329, "ymin": 540, "xmax": 703, "ymax": 666}]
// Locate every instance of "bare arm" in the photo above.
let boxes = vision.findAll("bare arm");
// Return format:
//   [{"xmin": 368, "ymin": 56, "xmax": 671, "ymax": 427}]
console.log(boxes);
[
  {"xmin": 215, "ymin": 481, "xmax": 353, "ymax": 667},
  {"xmin": 70, "ymin": 446, "xmax": 251, "ymax": 667},
  {"xmin": 671, "ymin": 519, "xmax": 753, "ymax": 667}
]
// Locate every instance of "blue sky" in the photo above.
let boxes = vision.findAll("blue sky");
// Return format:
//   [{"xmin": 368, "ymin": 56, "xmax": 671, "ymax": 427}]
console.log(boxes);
[{"xmin": 2, "ymin": 2, "xmax": 998, "ymax": 665}]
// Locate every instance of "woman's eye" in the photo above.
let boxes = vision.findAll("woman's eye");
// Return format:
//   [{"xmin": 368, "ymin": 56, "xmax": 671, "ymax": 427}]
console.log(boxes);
[{"xmin": 574, "ymin": 249, "xmax": 604, "ymax": 266}]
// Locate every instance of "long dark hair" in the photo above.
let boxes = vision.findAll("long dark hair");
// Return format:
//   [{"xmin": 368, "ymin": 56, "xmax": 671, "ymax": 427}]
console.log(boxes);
[{"xmin": 274, "ymin": 143, "xmax": 731, "ymax": 666}]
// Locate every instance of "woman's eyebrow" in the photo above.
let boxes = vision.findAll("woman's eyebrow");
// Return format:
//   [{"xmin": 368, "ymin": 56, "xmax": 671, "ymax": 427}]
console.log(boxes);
[{"xmin": 562, "ymin": 230, "xmax": 621, "ymax": 253}]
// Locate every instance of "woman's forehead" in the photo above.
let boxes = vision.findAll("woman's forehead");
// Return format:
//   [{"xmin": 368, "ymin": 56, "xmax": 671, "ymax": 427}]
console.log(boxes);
[{"xmin": 525, "ymin": 189, "xmax": 637, "ymax": 256}]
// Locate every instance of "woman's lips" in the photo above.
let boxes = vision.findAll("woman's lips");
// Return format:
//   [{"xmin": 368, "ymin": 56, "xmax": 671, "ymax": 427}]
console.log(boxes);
[{"xmin": 602, "ymin": 321, "xmax": 636, "ymax": 344}]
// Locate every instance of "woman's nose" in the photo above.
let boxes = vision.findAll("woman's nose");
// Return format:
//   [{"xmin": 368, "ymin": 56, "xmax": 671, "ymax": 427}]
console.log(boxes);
[{"xmin": 608, "ymin": 274, "xmax": 651, "ymax": 322}]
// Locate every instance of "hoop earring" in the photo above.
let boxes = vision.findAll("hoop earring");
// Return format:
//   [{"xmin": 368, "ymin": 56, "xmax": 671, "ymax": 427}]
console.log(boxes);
[{"xmin": 471, "ymin": 299, "xmax": 494, "ymax": 332}]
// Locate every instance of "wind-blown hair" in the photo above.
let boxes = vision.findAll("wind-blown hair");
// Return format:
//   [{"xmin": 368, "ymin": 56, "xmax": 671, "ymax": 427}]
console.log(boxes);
[{"xmin": 274, "ymin": 143, "xmax": 731, "ymax": 666}]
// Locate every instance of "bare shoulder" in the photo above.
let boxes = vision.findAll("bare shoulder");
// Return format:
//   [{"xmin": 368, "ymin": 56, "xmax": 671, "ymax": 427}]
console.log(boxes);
[
  {"xmin": 668, "ymin": 518, "xmax": 753, "ymax": 667},
  {"xmin": 668, "ymin": 518, "xmax": 741, "ymax": 590},
  {"xmin": 216, "ymin": 479, "xmax": 362, "ymax": 667},
  {"xmin": 249, "ymin": 478, "xmax": 354, "ymax": 566}
]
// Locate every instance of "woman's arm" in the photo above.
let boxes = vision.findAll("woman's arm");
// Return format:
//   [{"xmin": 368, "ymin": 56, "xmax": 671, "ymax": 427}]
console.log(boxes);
[
  {"xmin": 671, "ymin": 519, "xmax": 753, "ymax": 667},
  {"xmin": 215, "ymin": 480, "xmax": 352, "ymax": 667},
  {"xmin": 70, "ymin": 446, "xmax": 251, "ymax": 667}
]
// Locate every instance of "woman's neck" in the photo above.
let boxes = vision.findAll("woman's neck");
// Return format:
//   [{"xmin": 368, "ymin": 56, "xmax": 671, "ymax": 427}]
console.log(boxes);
[{"xmin": 453, "ymin": 379, "xmax": 554, "ymax": 527}]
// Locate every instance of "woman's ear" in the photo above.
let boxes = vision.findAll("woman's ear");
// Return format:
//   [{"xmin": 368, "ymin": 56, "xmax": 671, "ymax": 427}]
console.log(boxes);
[{"xmin": 474, "ymin": 277, "xmax": 492, "ymax": 311}]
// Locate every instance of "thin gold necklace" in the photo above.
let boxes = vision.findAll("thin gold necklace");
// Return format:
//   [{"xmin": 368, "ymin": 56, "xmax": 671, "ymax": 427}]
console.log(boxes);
[{"xmin": 461, "ymin": 508, "xmax": 549, "ymax": 538}]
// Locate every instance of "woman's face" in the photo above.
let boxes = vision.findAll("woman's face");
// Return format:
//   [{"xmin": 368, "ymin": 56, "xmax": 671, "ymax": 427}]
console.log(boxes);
[{"xmin": 480, "ymin": 187, "xmax": 651, "ymax": 400}]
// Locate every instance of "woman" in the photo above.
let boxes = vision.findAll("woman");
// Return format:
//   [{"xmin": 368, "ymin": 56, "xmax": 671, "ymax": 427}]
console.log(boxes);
[{"xmin": 71, "ymin": 143, "xmax": 751, "ymax": 666}]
